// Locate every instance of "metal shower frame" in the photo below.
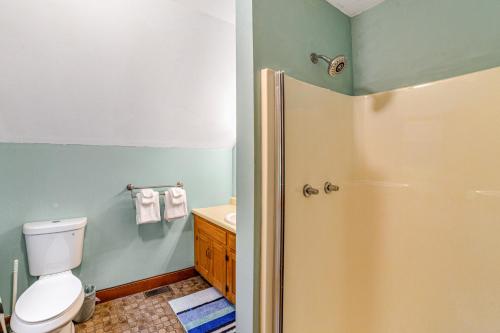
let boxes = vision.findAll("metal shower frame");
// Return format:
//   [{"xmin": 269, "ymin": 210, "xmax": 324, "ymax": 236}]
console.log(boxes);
[{"xmin": 273, "ymin": 71, "xmax": 286, "ymax": 333}]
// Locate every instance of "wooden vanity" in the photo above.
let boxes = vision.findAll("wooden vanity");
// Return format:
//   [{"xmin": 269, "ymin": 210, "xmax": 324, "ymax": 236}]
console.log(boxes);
[{"xmin": 194, "ymin": 214, "xmax": 236, "ymax": 303}]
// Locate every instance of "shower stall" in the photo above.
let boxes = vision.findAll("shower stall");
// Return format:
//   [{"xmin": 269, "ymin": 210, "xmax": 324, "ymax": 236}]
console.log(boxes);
[{"xmin": 260, "ymin": 67, "xmax": 500, "ymax": 332}]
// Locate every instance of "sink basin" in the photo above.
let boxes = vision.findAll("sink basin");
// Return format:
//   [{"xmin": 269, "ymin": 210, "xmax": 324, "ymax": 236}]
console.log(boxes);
[{"xmin": 224, "ymin": 212, "xmax": 236, "ymax": 225}]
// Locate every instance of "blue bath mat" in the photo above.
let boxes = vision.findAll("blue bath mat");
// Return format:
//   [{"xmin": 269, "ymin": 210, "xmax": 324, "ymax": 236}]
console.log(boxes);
[{"xmin": 168, "ymin": 288, "xmax": 236, "ymax": 333}]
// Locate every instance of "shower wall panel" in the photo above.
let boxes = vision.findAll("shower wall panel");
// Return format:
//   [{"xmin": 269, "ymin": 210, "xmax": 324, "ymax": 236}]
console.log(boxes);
[
  {"xmin": 267, "ymin": 66, "xmax": 500, "ymax": 332},
  {"xmin": 348, "ymin": 67, "xmax": 500, "ymax": 332}
]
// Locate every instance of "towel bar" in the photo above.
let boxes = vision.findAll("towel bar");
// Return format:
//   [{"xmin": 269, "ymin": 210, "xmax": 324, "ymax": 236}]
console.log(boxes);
[{"xmin": 126, "ymin": 181, "xmax": 184, "ymax": 199}]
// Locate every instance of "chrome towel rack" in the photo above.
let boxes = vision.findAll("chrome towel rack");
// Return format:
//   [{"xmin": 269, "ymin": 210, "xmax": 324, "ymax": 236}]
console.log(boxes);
[{"xmin": 126, "ymin": 181, "xmax": 183, "ymax": 199}]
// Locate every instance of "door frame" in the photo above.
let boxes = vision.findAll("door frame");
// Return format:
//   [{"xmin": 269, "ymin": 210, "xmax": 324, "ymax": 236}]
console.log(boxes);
[{"xmin": 260, "ymin": 69, "xmax": 285, "ymax": 333}]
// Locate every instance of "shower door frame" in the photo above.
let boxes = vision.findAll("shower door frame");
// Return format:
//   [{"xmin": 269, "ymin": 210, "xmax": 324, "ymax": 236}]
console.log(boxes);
[
  {"xmin": 260, "ymin": 69, "xmax": 287, "ymax": 333},
  {"xmin": 273, "ymin": 71, "xmax": 285, "ymax": 333}
]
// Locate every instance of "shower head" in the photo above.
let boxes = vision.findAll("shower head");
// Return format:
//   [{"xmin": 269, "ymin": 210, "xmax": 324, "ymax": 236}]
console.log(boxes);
[{"xmin": 310, "ymin": 53, "xmax": 347, "ymax": 77}]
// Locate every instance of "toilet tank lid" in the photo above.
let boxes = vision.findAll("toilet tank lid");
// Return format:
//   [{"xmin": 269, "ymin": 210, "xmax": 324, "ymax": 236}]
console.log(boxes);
[{"xmin": 23, "ymin": 217, "xmax": 87, "ymax": 235}]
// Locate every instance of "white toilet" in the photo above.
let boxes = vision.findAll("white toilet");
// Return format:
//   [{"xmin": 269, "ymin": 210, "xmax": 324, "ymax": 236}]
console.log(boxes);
[{"xmin": 11, "ymin": 217, "xmax": 88, "ymax": 333}]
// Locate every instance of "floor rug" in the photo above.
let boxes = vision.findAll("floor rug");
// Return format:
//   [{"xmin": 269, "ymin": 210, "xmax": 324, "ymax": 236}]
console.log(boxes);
[{"xmin": 168, "ymin": 287, "xmax": 236, "ymax": 333}]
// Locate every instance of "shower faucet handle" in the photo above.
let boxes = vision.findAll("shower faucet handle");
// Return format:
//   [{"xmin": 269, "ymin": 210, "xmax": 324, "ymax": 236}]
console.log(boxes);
[
  {"xmin": 324, "ymin": 181, "xmax": 340, "ymax": 193},
  {"xmin": 303, "ymin": 184, "xmax": 320, "ymax": 197}
]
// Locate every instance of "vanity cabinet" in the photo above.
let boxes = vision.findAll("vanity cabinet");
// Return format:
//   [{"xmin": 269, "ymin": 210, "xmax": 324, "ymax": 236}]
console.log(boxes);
[
  {"xmin": 194, "ymin": 215, "xmax": 236, "ymax": 303},
  {"xmin": 226, "ymin": 233, "xmax": 236, "ymax": 303}
]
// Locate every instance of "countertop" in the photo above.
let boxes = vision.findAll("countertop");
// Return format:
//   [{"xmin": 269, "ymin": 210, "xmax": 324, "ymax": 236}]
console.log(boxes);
[{"xmin": 192, "ymin": 202, "xmax": 236, "ymax": 234}]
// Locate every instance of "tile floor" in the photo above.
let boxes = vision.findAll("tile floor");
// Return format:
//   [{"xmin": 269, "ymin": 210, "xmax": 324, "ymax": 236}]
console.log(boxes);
[{"xmin": 75, "ymin": 276, "xmax": 210, "ymax": 333}]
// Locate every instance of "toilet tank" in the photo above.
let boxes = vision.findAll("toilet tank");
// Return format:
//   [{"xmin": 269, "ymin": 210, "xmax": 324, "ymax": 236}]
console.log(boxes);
[{"xmin": 23, "ymin": 217, "xmax": 87, "ymax": 276}]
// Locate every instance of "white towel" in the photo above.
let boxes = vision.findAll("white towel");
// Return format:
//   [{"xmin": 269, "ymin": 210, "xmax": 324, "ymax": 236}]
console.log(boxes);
[
  {"xmin": 164, "ymin": 188, "xmax": 188, "ymax": 221},
  {"xmin": 135, "ymin": 189, "xmax": 161, "ymax": 224},
  {"xmin": 169, "ymin": 187, "xmax": 185, "ymax": 205},
  {"xmin": 139, "ymin": 188, "xmax": 155, "ymax": 205}
]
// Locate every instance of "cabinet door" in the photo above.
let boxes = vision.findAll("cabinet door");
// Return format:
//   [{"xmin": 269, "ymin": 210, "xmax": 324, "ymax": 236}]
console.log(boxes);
[
  {"xmin": 194, "ymin": 224, "xmax": 200, "ymax": 272},
  {"xmin": 211, "ymin": 239, "xmax": 227, "ymax": 294},
  {"xmin": 196, "ymin": 231, "xmax": 212, "ymax": 281},
  {"xmin": 226, "ymin": 248, "xmax": 236, "ymax": 303}
]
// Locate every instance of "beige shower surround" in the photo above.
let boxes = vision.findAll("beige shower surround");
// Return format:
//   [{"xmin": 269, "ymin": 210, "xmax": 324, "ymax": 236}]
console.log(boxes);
[{"xmin": 261, "ymin": 67, "xmax": 500, "ymax": 332}]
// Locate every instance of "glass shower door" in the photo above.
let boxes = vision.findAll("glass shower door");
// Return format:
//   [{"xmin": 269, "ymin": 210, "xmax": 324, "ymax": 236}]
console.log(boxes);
[{"xmin": 281, "ymin": 74, "xmax": 354, "ymax": 332}]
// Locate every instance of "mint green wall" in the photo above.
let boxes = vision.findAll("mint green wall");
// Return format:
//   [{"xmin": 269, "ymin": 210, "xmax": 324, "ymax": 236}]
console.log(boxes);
[
  {"xmin": 0, "ymin": 143, "xmax": 232, "ymax": 315},
  {"xmin": 254, "ymin": 0, "xmax": 353, "ymax": 94},
  {"xmin": 351, "ymin": 0, "xmax": 500, "ymax": 95},
  {"xmin": 235, "ymin": 0, "xmax": 256, "ymax": 331}
]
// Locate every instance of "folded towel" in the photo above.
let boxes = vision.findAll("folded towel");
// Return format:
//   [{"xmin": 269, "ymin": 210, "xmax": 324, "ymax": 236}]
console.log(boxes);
[
  {"xmin": 139, "ymin": 189, "xmax": 155, "ymax": 205},
  {"xmin": 168, "ymin": 187, "xmax": 185, "ymax": 205},
  {"xmin": 135, "ymin": 190, "xmax": 161, "ymax": 224},
  {"xmin": 164, "ymin": 188, "xmax": 188, "ymax": 221},
  {"xmin": 171, "ymin": 187, "xmax": 183, "ymax": 198}
]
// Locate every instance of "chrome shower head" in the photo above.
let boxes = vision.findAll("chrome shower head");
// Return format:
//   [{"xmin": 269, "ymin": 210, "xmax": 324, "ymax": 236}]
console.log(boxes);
[{"xmin": 310, "ymin": 53, "xmax": 347, "ymax": 77}]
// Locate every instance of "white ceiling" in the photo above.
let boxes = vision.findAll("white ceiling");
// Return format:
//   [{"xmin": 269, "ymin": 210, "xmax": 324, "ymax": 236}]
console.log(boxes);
[{"xmin": 326, "ymin": 0, "xmax": 385, "ymax": 17}]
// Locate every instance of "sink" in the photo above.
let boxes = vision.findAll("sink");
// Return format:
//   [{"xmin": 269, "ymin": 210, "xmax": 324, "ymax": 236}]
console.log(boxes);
[{"xmin": 224, "ymin": 212, "xmax": 236, "ymax": 225}]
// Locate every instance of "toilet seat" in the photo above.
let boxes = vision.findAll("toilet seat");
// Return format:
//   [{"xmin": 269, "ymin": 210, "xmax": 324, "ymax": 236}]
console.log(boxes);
[
  {"xmin": 11, "ymin": 271, "xmax": 84, "ymax": 333},
  {"xmin": 16, "ymin": 271, "xmax": 83, "ymax": 323}
]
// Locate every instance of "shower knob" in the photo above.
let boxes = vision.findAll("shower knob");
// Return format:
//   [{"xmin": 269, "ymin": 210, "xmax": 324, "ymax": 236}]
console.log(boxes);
[
  {"xmin": 324, "ymin": 181, "xmax": 340, "ymax": 193},
  {"xmin": 303, "ymin": 184, "xmax": 319, "ymax": 197}
]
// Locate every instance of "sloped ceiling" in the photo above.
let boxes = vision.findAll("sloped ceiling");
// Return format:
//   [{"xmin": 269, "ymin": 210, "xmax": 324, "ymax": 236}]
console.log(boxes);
[
  {"xmin": 0, "ymin": 0, "xmax": 236, "ymax": 148},
  {"xmin": 326, "ymin": 0, "xmax": 385, "ymax": 17},
  {"xmin": 171, "ymin": 0, "xmax": 235, "ymax": 24}
]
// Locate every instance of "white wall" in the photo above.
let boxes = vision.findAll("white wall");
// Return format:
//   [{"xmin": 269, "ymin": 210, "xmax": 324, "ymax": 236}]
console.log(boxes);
[{"xmin": 0, "ymin": 0, "xmax": 236, "ymax": 148}]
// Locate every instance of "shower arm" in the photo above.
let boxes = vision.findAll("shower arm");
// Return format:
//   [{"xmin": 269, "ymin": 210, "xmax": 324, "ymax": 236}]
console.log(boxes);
[{"xmin": 310, "ymin": 53, "xmax": 331, "ymax": 64}]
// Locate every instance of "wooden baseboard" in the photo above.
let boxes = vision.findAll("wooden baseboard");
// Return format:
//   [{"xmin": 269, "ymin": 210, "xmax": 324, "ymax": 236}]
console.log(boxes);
[
  {"xmin": 96, "ymin": 267, "xmax": 198, "ymax": 303},
  {"xmin": 5, "ymin": 267, "xmax": 198, "ymax": 325}
]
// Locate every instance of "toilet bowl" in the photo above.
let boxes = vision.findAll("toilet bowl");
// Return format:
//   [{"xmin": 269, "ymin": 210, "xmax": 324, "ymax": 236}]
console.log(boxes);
[{"xmin": 10, "ymin": 218, "xmax": 88, "ymax": 333}]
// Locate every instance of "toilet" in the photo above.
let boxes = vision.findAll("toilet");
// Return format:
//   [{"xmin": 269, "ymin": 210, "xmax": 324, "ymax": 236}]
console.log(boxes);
[{"xmin": 11, "ymin": 217, "xmax": 88, "ymax": 333}]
